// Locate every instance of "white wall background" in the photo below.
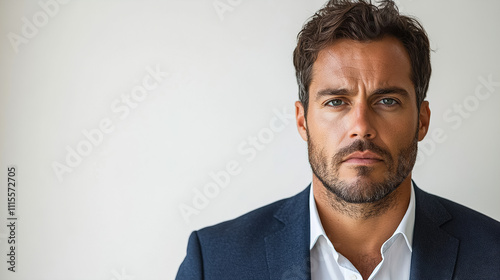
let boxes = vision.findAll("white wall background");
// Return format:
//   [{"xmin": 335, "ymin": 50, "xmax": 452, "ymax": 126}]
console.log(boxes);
[{"xmin": 0, "ymin": 0, "xmax": 499, "ymax": 279}]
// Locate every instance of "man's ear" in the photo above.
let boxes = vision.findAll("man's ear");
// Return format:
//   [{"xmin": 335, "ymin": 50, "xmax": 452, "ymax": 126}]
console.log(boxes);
[
  {"xmin": 295, "ymin": 101, "xmax": 308, "ymax": 141},
  {"xmin": 418, "ymin": 101, "xmax": 431, "ymax": 141}
]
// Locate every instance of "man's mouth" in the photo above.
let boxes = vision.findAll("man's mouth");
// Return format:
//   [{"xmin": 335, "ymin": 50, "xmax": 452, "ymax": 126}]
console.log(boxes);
[{"xmin": 342, "ymin": 151, "xmax": 384, "ymax": 165}]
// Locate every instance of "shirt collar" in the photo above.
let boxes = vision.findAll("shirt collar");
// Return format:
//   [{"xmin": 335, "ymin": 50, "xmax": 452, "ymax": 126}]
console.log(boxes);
[
  {"xmin": 309, "ymin": 182, "xmax": 326, "ymax": 250},
  {"xmin": 309, "ymin": 181, "xmax": 416, "ymax": 251}
]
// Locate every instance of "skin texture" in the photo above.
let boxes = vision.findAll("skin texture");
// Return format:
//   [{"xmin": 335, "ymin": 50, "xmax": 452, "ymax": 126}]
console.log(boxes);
[{"xmin": 295, "ymin": 36, "xmax": 431, "ymax": 279}]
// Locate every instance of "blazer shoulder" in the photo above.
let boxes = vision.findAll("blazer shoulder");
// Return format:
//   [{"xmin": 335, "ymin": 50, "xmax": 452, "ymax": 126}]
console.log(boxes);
[
  {"xmin": 425, "ymin": 190, "xmax": 499, "ymax": 227},
  {"xmin": 416, "ymin": 186, "xmax": 500, "ymax": 240},
  {"xmin": 177, "ymin": 187, "xmax": 310, "ymax": 279},
  {"xmin": 411, "ymin": 186, "xmax": 500, "ymax": 279},
  {"xmin": 198, "ymin": 186, "xmax": 310, "ymax": 240}
]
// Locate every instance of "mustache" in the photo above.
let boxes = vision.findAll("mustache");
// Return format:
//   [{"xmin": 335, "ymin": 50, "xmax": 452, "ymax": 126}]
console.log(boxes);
[{"xmin": 333, "ymin": 139, "xmax": 392, "ymax": 163}]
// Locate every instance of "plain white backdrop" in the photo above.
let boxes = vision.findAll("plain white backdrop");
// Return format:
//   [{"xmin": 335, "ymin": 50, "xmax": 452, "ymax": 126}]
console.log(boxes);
[{"xmin": 0, "ymin": 0, "xmax": 499, "ymax": 279}]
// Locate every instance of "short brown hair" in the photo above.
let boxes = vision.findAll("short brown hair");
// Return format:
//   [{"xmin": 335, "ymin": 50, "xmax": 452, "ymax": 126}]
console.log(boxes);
[{"xmin": 293, "ymin": 0, "xmax": 431, "ymax": 115}]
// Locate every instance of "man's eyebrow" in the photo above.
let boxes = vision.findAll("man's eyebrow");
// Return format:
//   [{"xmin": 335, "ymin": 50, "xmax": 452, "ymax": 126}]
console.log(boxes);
[
  {"xmin": 315, "ymin": 88, "xmax": 349, "ymax": 101},
  {"xmin": 372, "ymin": 87, "xmax": 410, "ymax": 97}
]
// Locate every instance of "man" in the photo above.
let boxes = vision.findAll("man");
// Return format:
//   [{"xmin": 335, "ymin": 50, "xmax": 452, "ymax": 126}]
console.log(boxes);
[{"xmin": 176, "ymin": 0, "xmax": 500, "ymax": 279}]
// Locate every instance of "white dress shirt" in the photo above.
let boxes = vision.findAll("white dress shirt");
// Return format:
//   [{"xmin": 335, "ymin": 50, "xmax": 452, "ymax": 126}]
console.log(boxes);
[{"xmin": 310, "ymin": 182, "xmax": 416, "ymax": 280}]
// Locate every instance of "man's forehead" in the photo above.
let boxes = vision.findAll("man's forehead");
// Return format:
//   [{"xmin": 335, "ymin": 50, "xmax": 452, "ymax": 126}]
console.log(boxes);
[
  {"xmin": 315, "ymin": 36, "xmax": 410, "ymax": 69},
  {"xmin": 310, "ymin": 36, "xmax": 414, "ymax": 93}
]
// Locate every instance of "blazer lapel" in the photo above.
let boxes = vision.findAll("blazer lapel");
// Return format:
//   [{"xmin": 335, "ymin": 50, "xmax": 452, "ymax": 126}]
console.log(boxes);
[
  {"xmin": 265, "ymin": 184, "xmax": 459, "ymax": 280},
  {"xmin": 265, "ymin": 186, "xmax": 311, "ymax": 280},
  {"xmin": 410, "ymin": 185, "xmax": 459, "ymax": 280}
]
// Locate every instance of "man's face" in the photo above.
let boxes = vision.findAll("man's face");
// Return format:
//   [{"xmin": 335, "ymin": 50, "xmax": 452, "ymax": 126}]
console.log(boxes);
[{"xmin": 295, "ymin": 36, "xmax": 430, "ymax": 204}]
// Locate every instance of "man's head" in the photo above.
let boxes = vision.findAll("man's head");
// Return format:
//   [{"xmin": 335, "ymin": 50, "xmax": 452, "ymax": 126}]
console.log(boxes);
[
  {"xmin": 293, "ymin": 0, "xmax": 431, "ymax": 212},
  {"xmin": 293, "ymin": 0, "xmax": 431, "ymax": 116}
]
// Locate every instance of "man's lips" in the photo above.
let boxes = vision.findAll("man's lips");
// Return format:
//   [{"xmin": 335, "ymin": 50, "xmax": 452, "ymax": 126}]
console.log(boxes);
[{"xmin": 342, "ymin": 151, "xmax": 384, "ymax": 165}]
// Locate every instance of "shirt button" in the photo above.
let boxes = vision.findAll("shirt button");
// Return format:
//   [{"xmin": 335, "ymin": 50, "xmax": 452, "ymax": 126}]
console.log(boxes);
[{"xmin": 350, "ymin": 275, "xmax": 358, "ymax": 280}]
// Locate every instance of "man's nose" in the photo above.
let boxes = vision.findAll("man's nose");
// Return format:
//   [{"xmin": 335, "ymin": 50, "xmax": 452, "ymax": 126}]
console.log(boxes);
[{"xmin": 348, "ymin": 102, "xmax": 377, "ymax": 140}]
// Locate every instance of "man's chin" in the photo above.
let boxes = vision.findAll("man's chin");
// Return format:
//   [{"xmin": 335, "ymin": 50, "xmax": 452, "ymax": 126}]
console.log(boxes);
[
  {"xmin": 337, "ymin": 174, "xmax": 386, "ymax": 186},
  {"xmin": 341, "ymin": 163, "xmax": 387, "ymax": 177},
  {"xmin": 325, "ymin": 176, "xmax": 396, "ymax": 203}
]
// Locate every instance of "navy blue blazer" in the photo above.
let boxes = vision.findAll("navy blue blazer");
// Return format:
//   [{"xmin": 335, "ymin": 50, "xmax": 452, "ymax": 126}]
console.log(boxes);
[{"xmin": 176, "ymin": 184, "xmax": 500, "ymax": 279}]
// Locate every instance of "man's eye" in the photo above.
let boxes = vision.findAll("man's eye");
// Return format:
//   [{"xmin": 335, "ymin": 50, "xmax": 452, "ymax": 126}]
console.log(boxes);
[
  {"xmin": 326, "ymin": 99, "xmax": 345, "ymax": 107},
  {"xmin": 378, "ymin": 98, "xmax": 398, "ymax": 105}
]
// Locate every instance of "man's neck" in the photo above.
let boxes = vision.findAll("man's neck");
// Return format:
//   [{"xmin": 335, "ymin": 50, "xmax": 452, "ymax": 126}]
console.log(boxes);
[{"xmin": 312, "ymin": 176, "xmax": 412, "ymax": 279}]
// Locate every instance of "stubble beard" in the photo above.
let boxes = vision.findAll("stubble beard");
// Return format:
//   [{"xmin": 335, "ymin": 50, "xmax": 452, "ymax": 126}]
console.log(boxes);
[{"xmin": 307, "ymin": 126, "xmax": 419, "ymax": 219}]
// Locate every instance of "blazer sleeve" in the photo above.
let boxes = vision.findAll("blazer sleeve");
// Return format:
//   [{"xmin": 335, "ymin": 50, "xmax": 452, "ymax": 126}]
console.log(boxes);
[{"xmin": 176, "ymin": 231, "xmax": 203, "ymax": 280}]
